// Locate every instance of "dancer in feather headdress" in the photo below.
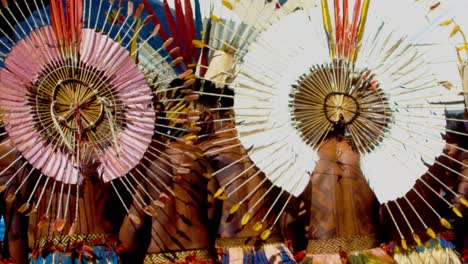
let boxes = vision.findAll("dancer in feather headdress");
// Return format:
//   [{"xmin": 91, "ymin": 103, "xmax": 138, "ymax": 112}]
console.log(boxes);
[
  {"xmin": 114, "ymin": 1, "xmax": 219, "ymax": 263},
  {"xmin": 186, "ymin": 1, "xmax": 301, "ymax": 263},
  {"xmin": 141, "ymin": 1, "xmax": 302, "ymax": 263},
  {"xmin": 197, "ymin": 106, "xmax": 297, "ymax": 264},
  {"xmin": 139, "ymin": 1, "xmax": 300, "ymax": 263},
  {"xmin": 0, "ymin": 0, "xmax": 198, "ymax": 263}
]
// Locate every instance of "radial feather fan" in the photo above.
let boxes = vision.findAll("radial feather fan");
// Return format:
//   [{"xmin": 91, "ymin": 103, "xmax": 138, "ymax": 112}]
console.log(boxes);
[
  {"xmin": 175, "ymin": 0, "xmax": 306, "ymax": 240},
  {"xmin": 0, "ymin": 0, "xmax": 197, "ymax": 236},
  {"xmin": 198, "ymin": 0, "xmax": 467, "ymax": 246}
]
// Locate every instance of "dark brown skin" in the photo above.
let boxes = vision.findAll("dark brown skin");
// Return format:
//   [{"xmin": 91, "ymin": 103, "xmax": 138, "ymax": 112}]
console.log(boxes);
[
  {"xmin": 459, "ymin": 157, "xmax": 468, "ymax": 207},
  {"xmin": 119, "ymin": 141, "xmax": 213, "ymax": 258},
  {"xmin": 456, "ymin": 151, "xmax": 468, "ymax": 253},
  {"xmin": 197, "ymin": 123, "xmax": 280, "ymax": 239},
  {"xmin": 442, "ymin": 141, "xmax": 468, "ymax": 210},
  {"xmin": 0, "ymin": 136, "xmax": 122, "ymax": 263},
  {"xmin": 0, "ymin": 138, "xmax": 29, "ymax": 264},
  {"xmin": 32, "ymin": 173, "xmax": 116, "ymax": 240},
  {"xmin": 306, "ymin": 137, "xmax": 377, "ymax": 242}
]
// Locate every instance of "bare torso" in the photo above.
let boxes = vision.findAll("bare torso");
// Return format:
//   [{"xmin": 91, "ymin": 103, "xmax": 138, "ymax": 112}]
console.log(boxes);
[
  {"xmin": 197, "ymin": 126, "xmax": 281, "ymax": 239},
  {"xmin": 0, "ymin": 137, "xmax": 121, "ymax": 263},
  {"xmin": 119, "ymin": 141, "xmax": 212, "ymax": 257},
  {"xmin": 305, "ymin": 137, "xmax": 378, "ymax": 253}
]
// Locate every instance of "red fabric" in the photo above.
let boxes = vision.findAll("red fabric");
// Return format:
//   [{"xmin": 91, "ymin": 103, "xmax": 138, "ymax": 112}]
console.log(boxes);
[{"xmin": 294, "ymin": 251, "xmax": 306, "ymax": 262}]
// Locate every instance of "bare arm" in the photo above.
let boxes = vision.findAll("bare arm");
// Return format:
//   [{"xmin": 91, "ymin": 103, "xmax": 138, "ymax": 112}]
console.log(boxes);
[
  {"xmin": 0, "ymin": 138, "xmax": 29, "ymax": 263},
  {"xmin": 118, "ymin": 183, "xmax": 148, "ymax": 253},
  {"xmin": 5, "ymin": 198, "xmax": 29, "ymax": 264}
]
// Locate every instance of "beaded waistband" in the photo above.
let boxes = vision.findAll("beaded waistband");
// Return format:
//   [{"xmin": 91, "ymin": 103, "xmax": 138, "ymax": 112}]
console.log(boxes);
[
  {"xmin": 34, "ymin": 233, "xmax": 119, "ymax": 250},
  {"xmin": 215, "ymin": 235, "xmax": 284, "ymax": 248},
  {"xmin": 144, "ymin": 249, "xmax": 210, "ymax": 263},
  {"xmin": 306, "ymin": 234, "xmax": 377, "ymax": 254}
]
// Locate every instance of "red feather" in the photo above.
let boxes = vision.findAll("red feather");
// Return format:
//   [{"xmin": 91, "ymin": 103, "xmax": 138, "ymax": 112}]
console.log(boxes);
[
  {"xmin": 50, "ymin": 0, "xmax": 82, "ymax": 54},
  {"xmin": 184, "ymin": 0, "xmax": 196, "ymax": 43},
  {"xmin": 50, "ymin": 0, "xmax": 64, "ymax": 45},
  {"xmin": 163, "ymin": 0, "xmax": 182, "ymax": 53},
  {"xmin": 69, "ymin": 0, "xmax": 82, "ymax": 45},
  {"xmin": 175, "ymin": 0, "xmax": 190, "ymax": 61},
  {"xmin": 58, "ymin": 0, "xmax": 68, "ymax": 45},
  {"xmin": 141, "ymin": 0, "xmax": 170, "ymax": 41},
  {"xmin": 333, "ymin": 0, "xmax": 342, "ymax": 56},
  {"xmin": 350, "ymin": 0, "xmax": 362, "ymax": 53},
  {"xmin": 342, "ymin": 0, "xmax": 348, "ymax": 56}
]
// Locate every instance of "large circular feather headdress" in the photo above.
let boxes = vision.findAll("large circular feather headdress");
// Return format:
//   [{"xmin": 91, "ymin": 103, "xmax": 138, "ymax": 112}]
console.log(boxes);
[
  {"xmin": 0, "ymin": 0, "xmax": 197, "ymax": 231},
  {"xmin": 203, "ymin": 0, "xmax": 468, "ymax": 244}
]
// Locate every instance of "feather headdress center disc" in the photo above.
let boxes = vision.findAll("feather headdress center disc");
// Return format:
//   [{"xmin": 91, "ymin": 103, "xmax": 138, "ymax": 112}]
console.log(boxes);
[
  {"xmin": 0, "ymin": 27, "xmax": 155, "ymax": 184},
  {"xmin": 291, "ymin": 61, "xmax": 390, "ymax": 153},
  {"xmin": 36, "ymin": 65, "xmax": 118, "ymax": 146}
]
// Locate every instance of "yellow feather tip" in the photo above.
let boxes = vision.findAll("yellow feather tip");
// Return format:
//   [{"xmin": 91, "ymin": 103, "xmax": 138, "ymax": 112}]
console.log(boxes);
[
  {"xmin": 202, "ymin": 173, "xmax": 212, "ymax": 179},
  {"xmin": 401, "ymin": 239, "xmax": 408, "ymax": 250},
  {"xmin": 192, "ymin": 39, "xmax": 205, "ymax": 48},
  {"xmin": 412, "ymin": 233, "xmax": 422, "ymax": 246},
  {"xmin": 426, "ymin": 228, "xmax": 436, "ymax": 239},
  {"xmin": 439, "ymin": 19, "xmax": 453, "ymax": 26},
  {"xmin": 0, "ymin": 185, "xmax": 6, "ymax": 193},
  {"xmin": 261, "ymin": 229, "xmax": 271, "ymax": 241},
  {"xmin": 229, "ymin": 204, "xmax": 240, "ymax": 214},
  {"xmin": 184, "ymin": 135, "xmax": 198, "ymax": 141},
  {"xmin": 214, "ymin": 188, "xmax": 224, "ymax": 198},
  {"xmin": 222, "ymin": 0, "xmax": 234, "ymax": 10},
  {"xmin": 210, "ymin": 14, "xmax": 221, "ymax": 23},
  {"xmin": 253, "ymin": 222, "xmax": 263, "ymax": 232},
  {"xmin": 241, "ymin": 213, "xmax": 250, "ymax": 225},
  {"xmin": 460, "ymin": 197, "xmax": 468, "ymax": 208},
  {"xmin": 440, "ymin": 218, "xmax": 452, "ymax": 229},
  {"xmin": 450, "ymin": 25, "xmax": 461, "ymax": 38},
  {"xmin": 217, "ymin": 195, "xmax": 228, "ymax": 200},
  {"xmin": 183, "ymin": 74, "xmax": 195, "ymax": 81},
  {"xmin": 457, "ymin": 44, "xmax": 468, "ymax": 52},
  {"xmin": 452, "ymin": 207, "xmax": 463, "ymax": 218}
]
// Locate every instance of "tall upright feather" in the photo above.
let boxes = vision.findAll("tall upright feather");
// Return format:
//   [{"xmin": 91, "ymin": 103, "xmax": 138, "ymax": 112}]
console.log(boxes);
[
  {"xmin": 321, "ymin": 0, "xmax": 335, "ymax": 58},
  {"xmin": 353, "ymin": 0, "xmax": 370, "ymax": 61},
  {"xmin": 50, "ymin": 0, "xmax": 83, "ymax": 62},
  {"xmin": 163, "ymin": 0, "xmax": 182, "ymax": 53},
  {"xmin": 174, "ymin": 0, "xmax": 189, "ymax": 59},
  {"xmin": 142, "ymin": 0, "xmax": 170, "ymax": 41},
  {"xmin": 193, "ymin": 0, "xmax": 203, "ymax": 40}
]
